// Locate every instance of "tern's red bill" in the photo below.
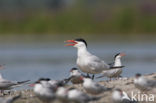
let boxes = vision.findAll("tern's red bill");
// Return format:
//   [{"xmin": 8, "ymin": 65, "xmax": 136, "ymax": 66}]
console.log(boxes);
[
  {"xmin": 120, "ymin": 53, "xmax": 126, "ymax": 57},
  {"xmin": 65, "ymin": 40, "xmax": 77, "ymax": 46}
]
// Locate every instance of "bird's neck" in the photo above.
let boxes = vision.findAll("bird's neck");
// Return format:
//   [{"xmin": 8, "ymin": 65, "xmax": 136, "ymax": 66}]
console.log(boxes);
[
  {"xmin": 77, "ymin": 47, "xmax": 90, "ymax": 57},
  {"xmin": 114, "ymin": 58, "xmax": 122, "ymax": 66}
]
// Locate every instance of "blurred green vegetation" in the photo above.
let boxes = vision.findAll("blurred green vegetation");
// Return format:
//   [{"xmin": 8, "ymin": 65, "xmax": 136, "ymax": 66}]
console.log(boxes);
[{"xmin": 0, "ymin": 0, "xmax": 156, "ymax": 35}]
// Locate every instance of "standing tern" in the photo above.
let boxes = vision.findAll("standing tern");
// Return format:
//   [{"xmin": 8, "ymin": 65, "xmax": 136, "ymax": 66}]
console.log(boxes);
[
  {"xmin": 0, "ymin": 74, "xmax": 30, "ymax": 95},
  {"xmin": 112, "ymin": 88, "xmax": 137, "ymax": 103},
  {"xmin": 82, "ymin": 77, "xmax": 112, "ymax": 95},
  {"xmin": 97, "ymin": 53, "xmax": 125, "ymax": 80},
  {"xmin": 134, "ymin": 73, "xmax": 156, "ymax": 92},
  {"xmin": 65, "ymin": 38, "xmax": 112, "ymax": 79}
]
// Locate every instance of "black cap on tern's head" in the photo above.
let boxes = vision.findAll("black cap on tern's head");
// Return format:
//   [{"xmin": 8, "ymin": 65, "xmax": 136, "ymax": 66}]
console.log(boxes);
[
  {"xmin": 65, "ymin": 38, "xmax": 87, "ymax": 47},
  {"xmin": 74, "ymin": 38, "xmax": 87, "ymax": 47},
  {"xmin": 38, "ymin": 78, "xmax": 51, "ymax": 82},
  {"xmin": 70, "ymin": 67, "xmax": 78, "ymax": 72},
  {"xmin": 44, "ymin": 78, "xmax": 51, "ymax": 81},
  {"xmin": 135, "ymin": 73, "xmax": 142, "ymax": 78},
  {"xmin": 38, "ymin": 78, "xmax": 46, "ymax": 81},
  {"xmin": 35, "ymin": 80, "xmax": 41, "ymax": 84},
  {"xmin": 114, "ymin": 53, "xmax": 120, "ymax": 59},
  {"xmin": 114, "ymin": 53, "xmax": 126, "ymax": 59}
]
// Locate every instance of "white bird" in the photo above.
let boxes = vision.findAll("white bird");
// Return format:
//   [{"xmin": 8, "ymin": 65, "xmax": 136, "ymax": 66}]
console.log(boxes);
[
  {"xmin": 97, "ymin": 53, "xmax": 125, "ymax": 80},
  {"xmin": 65, "ymin": 38, "xmax": 112, "ymax": 79},
  {"xmin": 67, "ymin": 68, "xmax": 84, "ymax": 84},
  {"xmin": 0, "ymin": 94, "xmax": 21, "ymax": 103},
  {"xmin": 134, "ymin": 73, "xmax": 156, "ymax": 92},
  {"xmin": 112, "ymin": 88, "xmax": 136, "ymax": 103},
  {"xmin": 31, "ymin": 78, "xmax": 55, "ymax": 103},
  {"xmin": 0, "ymin": 74, "xmax": 30, "ymax": 94},
  {"xmin": 55, "ymin": 87, "xmax": 68, "ymax": 102},
  {"xmin": 82, "ymin": 77, "xmax": 112, "ymax": 95},
  {"xmin": 67, "ymin": 87, "xmax": 99, "ymax": 103}
]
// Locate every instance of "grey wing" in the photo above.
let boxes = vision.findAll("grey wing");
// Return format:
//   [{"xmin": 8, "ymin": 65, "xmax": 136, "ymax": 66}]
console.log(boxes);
[
  {"xmin": 123, "ymin": 99, "xmax": 138, "ymax": 103},
  {"xmin": 108, "ymin": 62, "xmax": 114, "ymax": 67},
  {"xmin": 0, "ymin": 80, "xmax": 17, "ymax": 86},
  {"xmin": 122, "ymin": 99, "xmax": 131, "ymax": 103},
  {"xmin": 80, "ymin": 93, "xmax": 90, "ymax": 101},
  {"xmin": 147, "ymin": 79, "xmax": 156, "ymax": 87},
  {"xmin": 95, "ymin": 83, "xmax": 102, "ymax": 88},
  {"xmin": 88, "ymin": 55, "xmax": 110, "ymax": 70},
  {"xmin": 95, "ymin": 83, "xmax": 111, "ymax": 91},
  {"xmin": 94, "ymin": 83, "xmax": 107, "ymax": 92}
]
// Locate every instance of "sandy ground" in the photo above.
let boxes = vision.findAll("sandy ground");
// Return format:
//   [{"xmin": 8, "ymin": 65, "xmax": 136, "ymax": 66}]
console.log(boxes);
[{"xmin": 3, "ymin": 73, "xmax": 156, "ymax": 103}]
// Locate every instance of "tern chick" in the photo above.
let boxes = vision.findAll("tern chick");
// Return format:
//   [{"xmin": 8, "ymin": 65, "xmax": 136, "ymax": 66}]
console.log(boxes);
[{"xmin": 65, "ymin": 38, "xmax": 115, "ymax": 79}]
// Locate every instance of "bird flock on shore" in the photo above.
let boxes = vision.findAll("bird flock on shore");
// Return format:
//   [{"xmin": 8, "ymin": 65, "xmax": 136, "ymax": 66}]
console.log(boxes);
[{"xmin": 0, "ymin": 38, "xmax": 156, "ymax": 103}]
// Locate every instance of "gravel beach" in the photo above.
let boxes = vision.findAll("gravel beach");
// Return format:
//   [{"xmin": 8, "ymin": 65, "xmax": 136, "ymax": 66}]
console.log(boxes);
[{"xmin": 4, "ymin": 73, "xmax": 156, "ymax": 103}]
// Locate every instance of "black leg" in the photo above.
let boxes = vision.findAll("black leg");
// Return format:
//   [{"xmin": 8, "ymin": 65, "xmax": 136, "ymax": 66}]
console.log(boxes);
[
  {"xmin": 86, "ymin": 73, "xmax": 91, "ymax": 78},
  {"xmin": 92, "ymin": 75, "xmax": 95, "ymax": 80},
  {"xmin": 87, "ymin": 73, "xmax": 89, "ymax": 77}
]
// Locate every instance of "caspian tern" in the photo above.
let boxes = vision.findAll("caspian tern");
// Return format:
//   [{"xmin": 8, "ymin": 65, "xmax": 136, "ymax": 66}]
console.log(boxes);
[
  {"xmin": 112, "ymin": 88, "xmax": 137, "ymax": 103},
  {"xmin": 97, "ymin": 53, "xmax": 125, "ymax": 80},
  {"xmin": 31, "ymin": 78, "xmax": 56, "ymax": 103},
  {"xmin": 134, "ymin": 73, "xmax": 156, "ymax": 92},
  {"xmin": 82, "ymin": 77, "xmax": 112, "ymax": 95},
  {"xmin": 67, "ymin": 87, "xmax": 99, "ymax": 103},
  {"xmin": 0, "ymin": 94, "xmax": 21, "ymax": 103},
  {"xmin": 0, "ymin": 74, "xmax": 30, "ymax": 95},
  {"xmin": 65, "ymin": 38, "xmax": 111, "ymax": 79}
]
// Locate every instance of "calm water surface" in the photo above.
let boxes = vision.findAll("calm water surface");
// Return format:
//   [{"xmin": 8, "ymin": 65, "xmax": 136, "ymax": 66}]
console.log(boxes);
[{"xmin": 0, "ymin": 42, "xmax": 155, "ymax": 89}]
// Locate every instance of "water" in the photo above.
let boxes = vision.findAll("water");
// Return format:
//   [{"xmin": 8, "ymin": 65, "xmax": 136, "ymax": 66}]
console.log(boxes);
[{"xmin": 0, "ymin": 42, "xmax": 155, "ymax": 86}]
